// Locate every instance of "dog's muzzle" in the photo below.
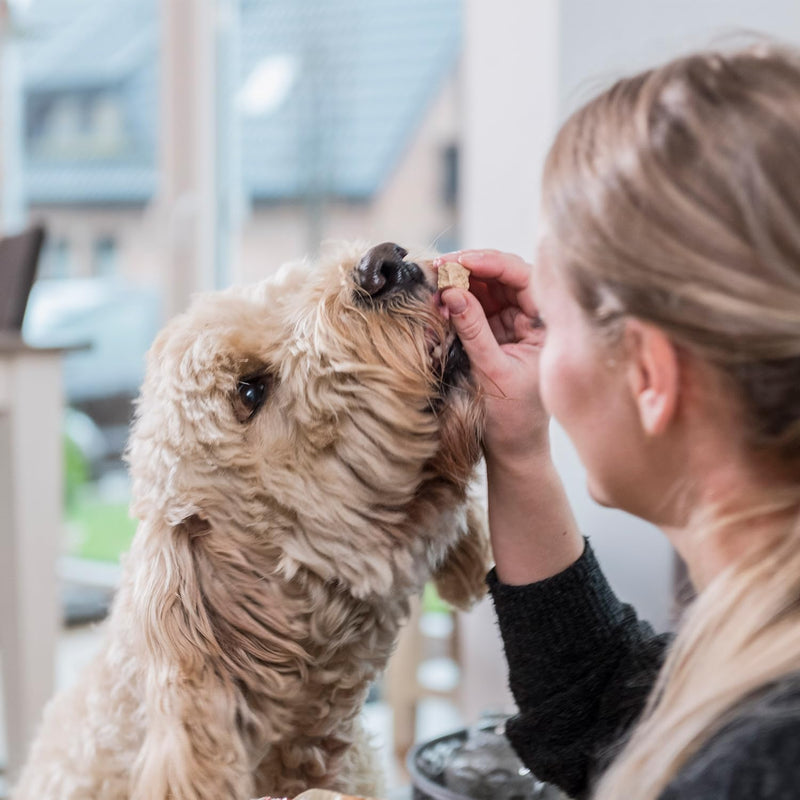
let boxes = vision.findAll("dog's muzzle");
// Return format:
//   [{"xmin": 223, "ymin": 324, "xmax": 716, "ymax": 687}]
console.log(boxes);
[
  {"xmin": 354, "ymin": 242, "xmax": 426, "ymax": 301},
  {"xmin": 355, "ymin": 242, "xmax": 471, "ymax": 389}
]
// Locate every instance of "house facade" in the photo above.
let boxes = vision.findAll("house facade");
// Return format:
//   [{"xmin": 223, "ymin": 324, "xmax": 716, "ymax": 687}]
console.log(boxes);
[{"xmin": 23, "ymin": 0, "xmax": 462, "ymax": 294}]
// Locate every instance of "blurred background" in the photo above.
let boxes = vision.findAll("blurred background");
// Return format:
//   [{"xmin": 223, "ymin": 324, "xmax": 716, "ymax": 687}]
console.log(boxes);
[{"xmin": 1, "ymin": 0, "xmax": 799, "ymax": 796}]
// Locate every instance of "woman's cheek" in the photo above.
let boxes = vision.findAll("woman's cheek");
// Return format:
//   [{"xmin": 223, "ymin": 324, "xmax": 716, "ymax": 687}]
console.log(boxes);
[{"xmin": 538, "ymin": 342, "xmax": 564, "ymax": 420}]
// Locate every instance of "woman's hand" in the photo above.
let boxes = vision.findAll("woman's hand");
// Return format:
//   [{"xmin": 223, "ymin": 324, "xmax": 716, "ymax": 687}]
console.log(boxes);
[
  {"xmin": 436, "ymin": 249, "xmax": 549, "ymax": 467},
  {"xmin": 436, "ymin": 249, "xmax": 583, "ymax": 584}
]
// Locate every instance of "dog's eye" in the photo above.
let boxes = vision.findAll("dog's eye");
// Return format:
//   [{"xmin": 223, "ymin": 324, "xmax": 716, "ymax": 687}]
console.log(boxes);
[
  {"xmin": 240, "ymin": 380, "xmax": 266, "ymax": 409},
  {"xmin": 234, "ymin": 374, "xmax": 271, "ymax": 421}
]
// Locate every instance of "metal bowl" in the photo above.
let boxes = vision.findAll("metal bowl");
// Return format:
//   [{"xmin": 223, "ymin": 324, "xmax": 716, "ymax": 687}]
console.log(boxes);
[{"xmin": 406, "ymin": 718, "xmax": 568, "ymax": 800}]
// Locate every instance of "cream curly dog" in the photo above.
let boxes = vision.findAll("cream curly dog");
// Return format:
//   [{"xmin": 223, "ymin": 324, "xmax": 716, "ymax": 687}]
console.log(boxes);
[{"xmin": 14, "ymin": 242, "xmax": 489, "ymax": 800}]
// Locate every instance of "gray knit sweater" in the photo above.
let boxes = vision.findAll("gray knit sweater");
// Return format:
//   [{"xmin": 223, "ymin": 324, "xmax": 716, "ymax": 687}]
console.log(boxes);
[{"xmin": 486, "ymin": 540, "xmax": 800, "ymax": 799}]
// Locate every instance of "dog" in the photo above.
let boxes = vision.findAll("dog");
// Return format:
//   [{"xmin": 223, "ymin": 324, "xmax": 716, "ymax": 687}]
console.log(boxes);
[{"xmin": 13, "ymin": 241, "xmax": 490, "ymax": 800}]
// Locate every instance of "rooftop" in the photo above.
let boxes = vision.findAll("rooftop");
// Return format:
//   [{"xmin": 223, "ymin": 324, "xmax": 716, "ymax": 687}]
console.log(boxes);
[{"xmin": 21, "ymin": 0, "xmax": 461, "ymax": 205}]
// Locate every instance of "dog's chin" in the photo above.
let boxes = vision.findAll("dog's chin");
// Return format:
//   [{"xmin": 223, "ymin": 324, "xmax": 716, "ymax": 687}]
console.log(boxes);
[
  {"xmin": 426, "ymin": 318, "xmax": 470, "ymax": 389},
  {"xmin": 426, "ymin": 334, "xmax": 483, "ymax": 485},
  {"xmin": 440, "ymin": 335, "xmax": 470, "ymax": 389},
  {"xmin": 429, "ymin": 332, "xmax": 472, "ymax": 403}
]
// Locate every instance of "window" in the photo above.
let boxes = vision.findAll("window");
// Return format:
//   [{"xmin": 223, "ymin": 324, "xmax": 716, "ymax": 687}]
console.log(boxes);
[
  {"xmin": 26, "ymin": 89, "xmax": 128, "ymax": 159},
  {"xmin": 92, "ymin": 236, "xmax": 117, "ymax": 277},
  {"xmin": 442, "ymin": 142, "xmax": 459, "ymax": 207},
  {"xmin": 39, "ymin": 236, "xmax": 71, "ymax": 279}
]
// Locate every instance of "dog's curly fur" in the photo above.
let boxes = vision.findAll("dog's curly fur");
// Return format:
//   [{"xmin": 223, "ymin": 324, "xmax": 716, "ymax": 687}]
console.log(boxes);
[{"xmin": 14, "ymin": 242, "xmax": 489, "ymax": 800}]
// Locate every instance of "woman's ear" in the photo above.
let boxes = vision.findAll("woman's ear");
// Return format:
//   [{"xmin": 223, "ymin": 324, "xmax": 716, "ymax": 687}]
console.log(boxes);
[{"xmin": 623, "ymin": 320, "xmax": 680, "ymax": 436}]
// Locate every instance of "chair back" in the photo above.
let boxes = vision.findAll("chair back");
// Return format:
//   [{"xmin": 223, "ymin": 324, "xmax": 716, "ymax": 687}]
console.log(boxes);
[{"xmin": 0, "ymin": 225, "xmax": 46, "ymax": 333}]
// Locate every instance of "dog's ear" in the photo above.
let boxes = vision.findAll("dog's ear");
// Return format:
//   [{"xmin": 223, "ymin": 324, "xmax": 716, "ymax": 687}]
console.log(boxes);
[
  {"xmin": 129, "ymin": 514, "xmax": 256, "ymax": 800},
  {"xmin": 432, "ymin": 498, "xmax": 491, "ymax": 611}
]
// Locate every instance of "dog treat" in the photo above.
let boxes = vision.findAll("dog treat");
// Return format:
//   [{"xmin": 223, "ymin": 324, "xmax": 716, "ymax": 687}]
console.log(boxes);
[{"xmin": 437, "ymin": 261, "xmax": 470, "ymax": 291}]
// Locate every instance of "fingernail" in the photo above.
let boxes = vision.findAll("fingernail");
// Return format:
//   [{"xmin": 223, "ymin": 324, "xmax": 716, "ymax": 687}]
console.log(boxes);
[
  {"xmin": 457, "ymin": 250, "xmax": 483, "ymax": 265},
  {"xmin": 432, "ymin": 257, "xmax": 442, "ymax": 267}
]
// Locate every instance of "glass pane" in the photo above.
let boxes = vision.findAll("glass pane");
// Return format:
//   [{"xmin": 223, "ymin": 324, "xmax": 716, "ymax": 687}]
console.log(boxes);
[
  {"xmin": 234, "ymin": 0, "xmax": 463, "ymax": 280},
  {"xmin": 21, "ymin": 0, "xmax": 161, "ymax": 589}
]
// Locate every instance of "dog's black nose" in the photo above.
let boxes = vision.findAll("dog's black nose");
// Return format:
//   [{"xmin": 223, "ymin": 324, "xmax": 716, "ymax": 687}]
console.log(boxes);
[{"xmin": 355, "ymin": 242, "xmax": 424, "ymax": 299}]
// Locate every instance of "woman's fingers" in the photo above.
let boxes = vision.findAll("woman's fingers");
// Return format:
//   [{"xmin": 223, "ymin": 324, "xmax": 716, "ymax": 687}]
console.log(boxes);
[
  {"xmin": 436, "ymin": 250, "xmax": 538, "ymax": 317},
  {"xmin": 440, "ymin": 288, "xmax": 505, "ymax": 378},
  {"xmin": 436, "ymin": 249, "xmax": 530, "ymax": 287}
]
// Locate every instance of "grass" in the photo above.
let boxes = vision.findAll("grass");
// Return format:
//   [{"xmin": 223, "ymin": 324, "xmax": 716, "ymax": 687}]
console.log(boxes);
[
  {"xmin": 67, "ymin": 499, "xmax": 138, "ymax": 563},
  {"xmin": 422, "ymin": 580, "xmax": 452, "ymax": 614}
]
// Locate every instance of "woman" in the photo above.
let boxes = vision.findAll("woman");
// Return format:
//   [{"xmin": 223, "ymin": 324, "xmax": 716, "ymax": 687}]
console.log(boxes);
[{"xmin": 436, "ymin": 43, "xmax": 800, "ymax": 799}]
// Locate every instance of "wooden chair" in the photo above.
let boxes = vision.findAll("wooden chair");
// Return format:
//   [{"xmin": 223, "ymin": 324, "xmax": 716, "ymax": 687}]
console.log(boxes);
[{"xmin": 384, "ymin": 593, "xmax": 463, "ymax": 768}]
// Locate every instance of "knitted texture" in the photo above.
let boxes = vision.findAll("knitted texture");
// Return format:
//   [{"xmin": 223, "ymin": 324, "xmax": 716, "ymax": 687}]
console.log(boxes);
[{"xmin": 488, "ymin": 540, "xmax": 800, "ymax": 799}]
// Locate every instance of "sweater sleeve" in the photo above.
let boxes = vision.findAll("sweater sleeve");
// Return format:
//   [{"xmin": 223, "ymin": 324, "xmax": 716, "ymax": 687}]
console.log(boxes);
[{"xmin": 487, "ymin": 539, "xmax": 673, "ymax": 799}]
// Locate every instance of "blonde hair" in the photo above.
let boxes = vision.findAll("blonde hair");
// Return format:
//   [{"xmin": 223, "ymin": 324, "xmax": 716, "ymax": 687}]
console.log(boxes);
[{"xmin": 541, "ymin": 43, "xmax": 800, "ymax": 799}]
